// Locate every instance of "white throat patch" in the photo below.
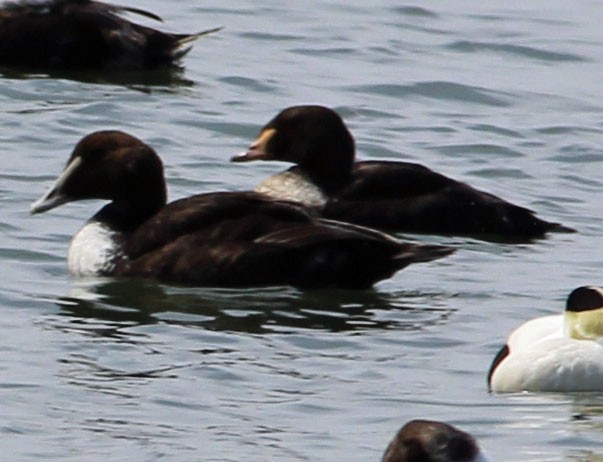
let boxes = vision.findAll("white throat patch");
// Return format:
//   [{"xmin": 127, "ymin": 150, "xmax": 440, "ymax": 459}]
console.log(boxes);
[
  {"xmin": 254, "ymin": 170, "xmax": 328, "ymax": 207},
  {"xmin": 68, "ymin": 221, "xmax": 123, "ymax": 277}
]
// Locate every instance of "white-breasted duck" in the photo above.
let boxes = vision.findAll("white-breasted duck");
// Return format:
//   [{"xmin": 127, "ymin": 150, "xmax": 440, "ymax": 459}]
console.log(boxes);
[
  {"xmin": 0, "ymin": 0, "xmax": 220, "ymax": 70},
  {"xmin": 30, "ymin": 131, "xmax": 455, "ymax": 290},
  {"xmin": 382, "ymin": 420, "xmax": 491, "ymax": 462},
  {"xmin": 488, "ymin": 286, "xmax": 603, "ymax": 393},
  {"xmin": 232, "ymin": 105, "xmax": 574, "ymax": 242}
]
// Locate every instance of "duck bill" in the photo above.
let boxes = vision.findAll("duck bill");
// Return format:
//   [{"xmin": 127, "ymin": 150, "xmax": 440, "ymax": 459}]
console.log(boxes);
[
  {"xmin": 230, "ymin": 128, "xmax": 275, "ymax": 162},
  {"xmin": 30, "ymin": 157, "xmax": 81, "ymax": 215},
  {"xmin": 30, "ymin": 188, "xmax": 71, "ymax": 214}
]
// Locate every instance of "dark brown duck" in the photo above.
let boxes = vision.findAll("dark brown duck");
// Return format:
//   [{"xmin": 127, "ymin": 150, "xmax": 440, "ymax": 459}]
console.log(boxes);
[
  {"xmin": 382, "ymin": 420, "xmax": 490, "ymax": 462},
  {"xmin": 0, "ymin": 0, "xmax": 220, "ymax": 70},
  {"xmin": 232, "ymin": 105, "xmax": 575, "ymax": 242},
  {"xmin": 30, "ymin": 131, "xmax": 454, "ymax": 290}
]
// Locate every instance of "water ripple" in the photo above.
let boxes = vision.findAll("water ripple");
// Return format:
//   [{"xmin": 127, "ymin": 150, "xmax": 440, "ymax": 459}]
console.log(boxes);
[
  {"xmin": 445, "ymin": 40, "xmax": 588, "ymax": 62},
  {"xmin": 50, "ymin": 280, "xmax": 455, "ymax": 334},
  {"xmin": 429, "ymin": 143, "xmax": 524, "ymax": 159},
  {"xmin": 349, "ymin": 81, "xmax": 511, "ymax": 107},
  {"xmin": 392, "ymin": 6, "xmax": 438, "ymax": 18},
  {"xmin": 218, "ymin": 76, "xmax": 280, "ymax": 93},
  {"xmin": 468, "ymin": 124, "xmax": 524, "ymax": 138}
]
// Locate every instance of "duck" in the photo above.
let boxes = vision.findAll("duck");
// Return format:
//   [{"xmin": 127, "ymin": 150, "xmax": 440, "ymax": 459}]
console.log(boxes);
[
  {"xmin": 0, "ymin": 0, "xmax": 220, "ymax": 70},
  {"xmin": 30, "ymin": 131, "xmax": 455, "ymax": 290},
  {"xmin": 231, "ymin": 105, "xmax": 574, "ymax": 242},
  {"xmin": 382, "ymin": 419, "xmax": 491, "ymax": 462},
  {"xmin": 488, "ymin": 286, "xmax": 603, "ymax": 393}
]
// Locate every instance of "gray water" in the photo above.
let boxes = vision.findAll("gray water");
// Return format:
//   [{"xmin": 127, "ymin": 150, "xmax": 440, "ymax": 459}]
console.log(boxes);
[{"xmin": 2, "ymin": 0, "xmax": 603, "ymax": 460}]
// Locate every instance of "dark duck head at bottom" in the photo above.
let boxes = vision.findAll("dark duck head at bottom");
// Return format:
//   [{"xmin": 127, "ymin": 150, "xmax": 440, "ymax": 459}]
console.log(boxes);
[
  {"xmin": 382, "ymin": 420, "xmax": 491, "ymax": 462},
  {"xmin": 232, "ymin": 105, "xmax": 575, "ymax": 242},
  {"xmin": 30, "ymin": 131, "xmax": 454, "ymax": 290},
  {"xmin": 0, "ymin": 0, "xmax": 221, "ymax": 71}
]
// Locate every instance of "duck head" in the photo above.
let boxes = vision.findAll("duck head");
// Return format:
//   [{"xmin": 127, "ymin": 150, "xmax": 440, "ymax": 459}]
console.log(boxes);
[
  {"xmin": 30, "ymin": 130, "xmax": 166, "ymax": 221},
  {"xmin": 564, "ymin": 286, "xmax": 603, "ymax": 340},
  {"xmin": 382, "ymin": 420, "xmax": 490, "ymax": 462},
  {"xmin": 232, "ymin": 105, "xmax": 356, "ymax": 192}
]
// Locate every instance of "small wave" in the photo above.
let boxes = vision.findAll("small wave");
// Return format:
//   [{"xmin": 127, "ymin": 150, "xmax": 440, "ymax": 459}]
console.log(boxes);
[
  {"xmin": 446, "ymin": 40, "xmax": 587, "ymax": 63},
  {"xmin": 218, "ymin": 76, "xmax": 279, "ymax": 93},
  {"xmin": 429, "ymin": 143, "xmax": 524, "ymax": 159},
  {"xmin": 392, "ymin": 6, "xmax": 438, "ymax": 18},
  {"xmin": 350, "ymin": 81, "xmax": 511, "ymax": 107},
  {"xmin": 468, "ymin": 124, "xmax": 524, "ymax": 138}
]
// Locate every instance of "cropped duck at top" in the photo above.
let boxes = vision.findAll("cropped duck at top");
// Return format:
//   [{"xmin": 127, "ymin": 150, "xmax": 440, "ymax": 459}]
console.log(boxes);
[
  {"xmin": 30, "ymin": 131, "xmax": 455, "ymax": 290},
  {"xmin": 382, "ymin": 419, "xmax": 491, "ymax": 462},
  {"xmin": 232, "ymin": 105, "xmax": 574, "ymax": 242},
  {"xmin": 488, "ymin": 286, "xmax": 603, "ymax": 393},
  {"xmin": 0, "ymin": 0, "xmax": 221, "ymax": 70}
]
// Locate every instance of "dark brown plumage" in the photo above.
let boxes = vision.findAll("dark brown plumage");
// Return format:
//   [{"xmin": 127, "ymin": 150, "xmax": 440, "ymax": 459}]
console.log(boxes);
[
  {"xmin": 0, "ymin": 0, "xmax": 220, "ymax": 70},
  {"xmin": 232, "ymin": 105, "xmax": 575, "ymax": 242},
  {"xmin": 30, "ymin": 130, "xmax": 454, "ymax": 289},
  {"xmin": 382, "ymin": 420, "xmax": 488, "ymax": 462}
]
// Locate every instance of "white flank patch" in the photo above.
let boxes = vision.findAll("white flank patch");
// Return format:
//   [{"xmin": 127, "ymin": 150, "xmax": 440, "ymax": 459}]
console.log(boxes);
[
  {"xmin": 255, "ymin": 170, "xmax": 328, "ymax": 207},
  {"xmin": 67, "ymin": 221, "xmax": 123, "ymax": 277}
]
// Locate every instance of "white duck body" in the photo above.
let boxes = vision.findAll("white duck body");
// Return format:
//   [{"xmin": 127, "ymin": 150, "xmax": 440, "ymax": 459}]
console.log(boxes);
[{"xmin": 490, "ymin": 287, "xmax": 603, "ymax": 393}]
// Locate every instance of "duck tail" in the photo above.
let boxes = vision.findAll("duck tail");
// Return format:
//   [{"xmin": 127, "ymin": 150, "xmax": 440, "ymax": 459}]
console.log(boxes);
[
  {"xmin": 395, "ymin": 244, "xmax": 455, "ymax": 267},
  {"xmin": 548, "ymin": 222, "xmax": 576, "ymax": 234},
  {"xmin": 172, "ymin": 26, "xmax": 223, "ymax": 58},
  {"xmin": 176, "ymin": 26, "xmax": 223, "ymax": 46},
  {"xmin": 119, "ymin": 6, "xmax": 164, "ymax": 22}
]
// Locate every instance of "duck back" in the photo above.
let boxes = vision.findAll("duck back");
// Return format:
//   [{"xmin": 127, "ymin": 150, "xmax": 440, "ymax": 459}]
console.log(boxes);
[
  {"xmin": 0, "ymin": 0, "xmax": 217, "ymax": 70},
  {"xmin": 115, "ymin": 192, "xmax": 453, "ymax": 289},
  {"xmin": 321, "ymin": 161, "xmax": 571, "ymax": 240}
]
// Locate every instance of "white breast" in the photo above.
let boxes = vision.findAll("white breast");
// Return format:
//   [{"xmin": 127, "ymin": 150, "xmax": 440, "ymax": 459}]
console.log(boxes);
[
  {"xmin": 490, "ymin": 315, "xmax": 603, "ymax": 393},
  {"xmin": 67, "ymin": 221, "xmax": 123, "ymax": 277},
  {"xmin": 255, "ymin": 170, "xmax": 328, "ymax": 207}
]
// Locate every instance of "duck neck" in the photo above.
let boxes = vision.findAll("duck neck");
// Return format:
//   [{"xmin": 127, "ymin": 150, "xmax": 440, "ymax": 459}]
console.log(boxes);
[
  {"xmin": 94, "ymin": 189, "xmax": 166, "ymax": 233},
  {"xmin": 304, "ymin": 166, "xmax": 352, "ymax": 196},
  {"xmin": 299, "ymin": 141, "xmax": 354, "ymax": 196}
]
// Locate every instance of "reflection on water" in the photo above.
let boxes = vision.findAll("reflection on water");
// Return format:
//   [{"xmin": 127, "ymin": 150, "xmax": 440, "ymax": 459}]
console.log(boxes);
[
  {"xmin": 571, "ymin": 395, "xmax": 603, "ymax": 434},
  {"xmin": 496, "ymin": 394, "xmax": 603, "ymax": 461},
  {"xmin": 0, "ymin": 65, "xmax": 195, "ymax": 89},
  {"xmin": 54, "ymin": 278, "xmax": 455, "ymax": 334},
  {"xmin": 567, "ymin": 452, "xmax": 603, "ymax": 462}
]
